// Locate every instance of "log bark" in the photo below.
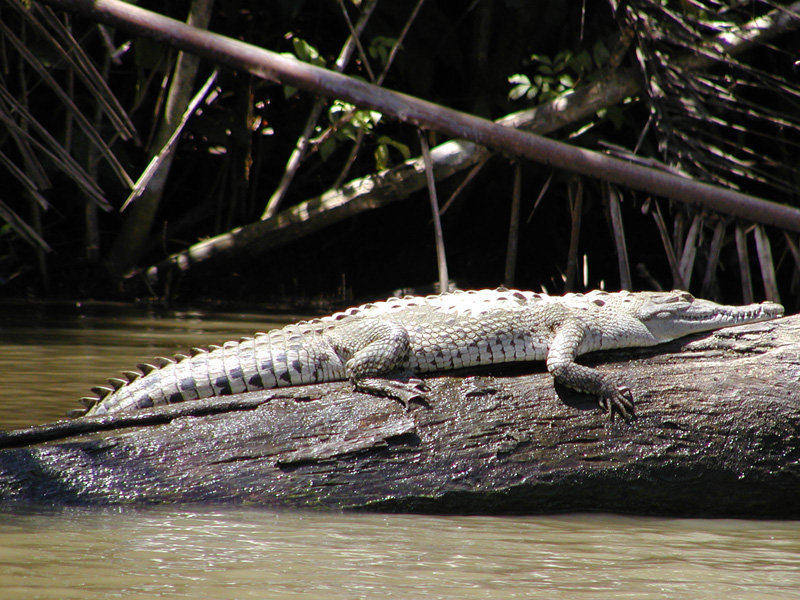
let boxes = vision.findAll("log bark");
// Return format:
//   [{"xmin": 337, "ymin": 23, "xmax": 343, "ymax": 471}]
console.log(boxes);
[{"xmin": 1, "ymin": 316, "xmax": 798, "ymax": 516}]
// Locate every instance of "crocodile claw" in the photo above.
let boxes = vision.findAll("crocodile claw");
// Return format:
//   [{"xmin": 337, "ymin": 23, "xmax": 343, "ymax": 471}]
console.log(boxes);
[{"xmin": 599, "ymin": 385, "xmax": 635, "ymax": 421}]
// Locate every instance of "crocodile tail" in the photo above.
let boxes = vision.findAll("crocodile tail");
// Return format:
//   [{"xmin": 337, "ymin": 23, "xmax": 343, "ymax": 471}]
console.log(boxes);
[{"xmin": 78, "ymin": 325, "xmax": 344, "ymax": 417}]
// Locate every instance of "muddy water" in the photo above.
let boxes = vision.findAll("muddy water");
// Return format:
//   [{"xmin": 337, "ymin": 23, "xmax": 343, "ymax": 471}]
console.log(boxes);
[{"xmin": 0, "ymin": 302, "xmax": 799, "ymax": 599}]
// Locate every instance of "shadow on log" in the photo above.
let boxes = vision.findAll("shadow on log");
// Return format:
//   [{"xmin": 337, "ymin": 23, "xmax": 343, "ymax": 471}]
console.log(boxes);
[{"xmin": 1, "ymin": 316, "xmax": 798, "ymax": 516}]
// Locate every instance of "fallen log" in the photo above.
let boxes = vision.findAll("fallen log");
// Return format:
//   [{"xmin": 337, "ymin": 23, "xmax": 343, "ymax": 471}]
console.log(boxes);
[{"xmin": 1, "ymin": 315, "xmax": 798, "ymax": 516}]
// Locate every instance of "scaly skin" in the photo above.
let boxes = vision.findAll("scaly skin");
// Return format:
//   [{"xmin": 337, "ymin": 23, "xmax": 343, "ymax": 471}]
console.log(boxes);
[{"xmin": 77, "ymin": 289, "xmax": 784, "ymax": 420}]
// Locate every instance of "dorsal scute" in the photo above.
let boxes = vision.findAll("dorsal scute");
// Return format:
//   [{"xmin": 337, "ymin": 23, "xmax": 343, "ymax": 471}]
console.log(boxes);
[
  {"xmin": 79, "ymin": 397, "xmax": 98, "ymax": 409},
  {"xmin": 122, "ymin": 370, "xmax": 141, "ymax": 383},
  {"xmin": 153, "ymin": 356, "xmax": 175, "ymax": 368},
  {"xmin": 107, "ymin": 378, "xmax": 127, "ymax": 390},
  {"xmin": 91, "ymin": 385, "xmax": 114, "ymax": 398},
  {"xmin": 294, "ymin": 288, "xmax": 635, "ymax": 327}
]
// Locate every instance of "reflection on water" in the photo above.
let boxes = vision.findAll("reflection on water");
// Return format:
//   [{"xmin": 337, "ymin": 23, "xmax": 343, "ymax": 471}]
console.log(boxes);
[
  {"xmin": 1, "ymin": 508, "xmax": 799, "ymax": 600},
  {"xmin": 1, "ymin": 302, "xmax": 800, "ymax": 599}
]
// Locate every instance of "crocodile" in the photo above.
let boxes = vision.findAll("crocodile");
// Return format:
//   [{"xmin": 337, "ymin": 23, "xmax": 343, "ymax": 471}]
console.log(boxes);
[{"xmin": 76, "ymin": 289, "xmax": 784, "ymax": 420}]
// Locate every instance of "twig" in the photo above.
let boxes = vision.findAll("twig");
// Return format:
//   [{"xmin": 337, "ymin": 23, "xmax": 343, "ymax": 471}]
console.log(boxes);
[
  {"xmin": 120, "ymin": 69, "xmax": 218, "ymax": 212},
  {"xmin": 419, "ymin": 130, "xmax": 449, "ymax": 293},
  {"xmin": 735, "ymin": 223, "xmax": 754, "ymax": 304},
  {"xmin": 754, "ymin": 224, "xmax": 780, "ymax": 303},
  {"xmin": 607, "ymin": 184, "xmax": 631, "ymax": 289},
  {"xmin": 679, "ymin": 214, "xmax": 703, "ymax": 289},
  {"xmin": 504, "ymin": 162, "xmax": 521, "ymax": 287},
  {"xmin": 700, "ymin": 219, "xmax": 726, "ymax": 298},
  {"xmin": 649, "ymin": 199, "xmax": 682, "ymax": 288},
  {"xmin": 564, "ymin": 178, "xmax": 583, "ymax": 291}
]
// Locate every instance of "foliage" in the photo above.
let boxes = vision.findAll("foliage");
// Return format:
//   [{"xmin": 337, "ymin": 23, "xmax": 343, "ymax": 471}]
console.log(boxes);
[{"xmin": 508, "ymin": 45, "xmax": 605, "ymax": 103}]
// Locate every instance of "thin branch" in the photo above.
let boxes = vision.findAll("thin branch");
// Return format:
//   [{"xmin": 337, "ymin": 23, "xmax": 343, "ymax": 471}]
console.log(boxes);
[
  {"xmin": 607, "ymin": 185, "xmax": 631, "ymax": 290},
  {"xmin": 649, "ymin": 199, "xmax": 682, "ymax": 288},
  {"xmin": 504, "ymin": 162, "xmax": 521, "ymax": 288},
  {"xmin": 701, "ymin": 218, "xmax": 726, "ymax": 298},
  {"xmin": 754, "ymin": 224, "xmax": 780, "ymax": 303},
  {"xmin": 735, "ymin": 223, "xmax": 754, "ymax": 304},
  {"xmin": 419, "ymin": 130, "xmax": 449, "ymax": 293},
  {"xmin": 564, "ymin": 178, "xmax": 583, "ymax": 291},
  {"xmin": 679, "ymin": 214, "xmax": 704, "ymax": 290},
  {"xmin": 120, "ymin": 70, "xmax": 218, "ymax": 212}
]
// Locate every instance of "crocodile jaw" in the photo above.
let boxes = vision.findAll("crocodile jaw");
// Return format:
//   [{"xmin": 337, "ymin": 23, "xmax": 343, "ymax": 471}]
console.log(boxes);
[{"xmin": 637, "ymin": 291, "xmax": 784, "ymax": 343}]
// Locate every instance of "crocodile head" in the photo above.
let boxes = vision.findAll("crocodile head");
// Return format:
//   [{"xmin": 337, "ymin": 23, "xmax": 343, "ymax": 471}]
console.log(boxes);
[{"xmin": 626, "ymin": 290, "xmax": 784, "ymax": 343}]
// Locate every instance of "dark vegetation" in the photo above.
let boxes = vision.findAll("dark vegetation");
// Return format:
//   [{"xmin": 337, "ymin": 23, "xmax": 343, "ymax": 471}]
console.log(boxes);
[{"xmin": 1, "ymin": 0, "xmax": 799, "ymax": 310}]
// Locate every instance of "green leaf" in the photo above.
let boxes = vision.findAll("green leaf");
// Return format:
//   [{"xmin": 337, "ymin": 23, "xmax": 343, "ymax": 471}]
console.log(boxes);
[
  {"xmin": 291, "ymin": 37, "xmax": 326, "ymax": 67},
  {"xmin": 592, "ymin": 41, "xmax": 610, "ymax": 68},
  {"xmin": 328, "ymin": 100, "xmax": 356, "ymax": 123},
  {"xmin": 509, "ymin": 84, "xmax": 531, "ymax": 101},
  {"xmin": 374, "ymin": 143, "xmax": 390, "ymax": 171},
  {"xmin": 369, "ymin": 36, "xmax": 397, "ymax": 68},
  {"xmin": 319, "ymin": 137, "xmax": 337, "ymax": 162},
  {"xmin": 569, "ymin": 50, "xmax": 592, "ymax": 74},
  {"xmin": 377, "ymin": 135, "xmax": 410, "ymax": 160},
  {"xmin": 374, "ymin": 136, "xmax": 411, "ymax": 169},
  {"xmin": 553, "ymin": 50, "xmax": 573, "ymax": 72},
  {"xmin": 530, "ymin": 53, "xmax": 552, "ymax": 66},
  {"xmin": 336, "ymin": 123, "xmax": 358, "ymax": 142},
  {"xmin": 508, "ymin": 74, "xmax": 533, "ymax": 101}
]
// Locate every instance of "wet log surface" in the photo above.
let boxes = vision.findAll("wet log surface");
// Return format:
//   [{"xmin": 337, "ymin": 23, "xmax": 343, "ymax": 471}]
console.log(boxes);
[{"xmin": 1, "ymin": 316, "xmax": 798, "ymax": 516}]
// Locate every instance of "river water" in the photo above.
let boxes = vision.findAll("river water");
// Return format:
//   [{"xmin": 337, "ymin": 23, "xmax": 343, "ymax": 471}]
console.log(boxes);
[{"xmin": 1, "ymin": 301, "xmax": 799, "ymax": 598}]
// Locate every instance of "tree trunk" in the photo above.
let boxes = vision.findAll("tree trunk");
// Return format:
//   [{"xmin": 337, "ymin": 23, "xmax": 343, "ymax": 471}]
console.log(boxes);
[{"xmin": 1, "ymin": 316, "xmax": 798, "ymax": 516}]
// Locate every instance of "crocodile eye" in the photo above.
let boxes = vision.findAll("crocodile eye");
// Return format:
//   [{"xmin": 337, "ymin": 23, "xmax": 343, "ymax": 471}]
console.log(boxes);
[{"xmin": 679, "ymin": 292, "xmax": 695, "ymax": 302}]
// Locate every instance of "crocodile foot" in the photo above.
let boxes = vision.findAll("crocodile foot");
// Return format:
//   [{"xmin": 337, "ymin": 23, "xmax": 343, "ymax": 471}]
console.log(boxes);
[
  {"xmin": 353, "ymin": 373, "xmax": 430, "ymax": 409},
  {"xmin": 598, "ymin": 385, "xmax": 635, "ymax": 422}
]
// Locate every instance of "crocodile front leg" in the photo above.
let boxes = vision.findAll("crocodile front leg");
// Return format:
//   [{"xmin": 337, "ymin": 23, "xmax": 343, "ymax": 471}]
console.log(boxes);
[{"xmin": 545, "ymin": 319, "xmax": 635, "ymax": 420}]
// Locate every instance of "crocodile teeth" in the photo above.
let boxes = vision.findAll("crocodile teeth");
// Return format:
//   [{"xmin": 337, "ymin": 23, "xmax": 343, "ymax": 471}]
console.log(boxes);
[
  {"xmin": 91, "ymin": 386, "xmax": 114, "ymax": 398},
  {"xmin": 108, "ymin": 377, "xmax": 128, "ymax": 390},
  {"xmin": 122, "ymin": 371, "xmax": 141, "ymax": 382},
  {"xmin": 190, "ymin": 347, "xmax": 206, "ymax": 357},
  {"xmin": 138, "ymin": 363, "xmax": 158, "ymax": 375},
  {"xmin": 79, "ymin": 397, "xmax": 99, "ymax": 408}
]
